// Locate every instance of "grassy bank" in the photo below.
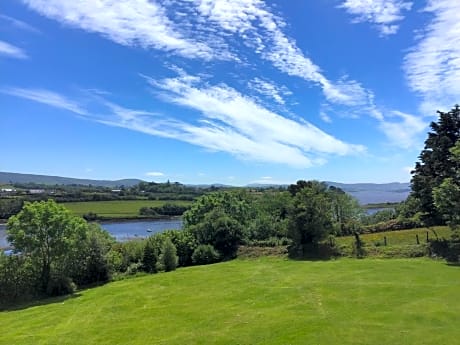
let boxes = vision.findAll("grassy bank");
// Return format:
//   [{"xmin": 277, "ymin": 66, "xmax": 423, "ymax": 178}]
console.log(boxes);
[
  {"xmin": 337, "ymin": 226, "xmax": 451, "ymax": 246},
  {"xmin": 334, "ymin": 226, "xmax": 452, "ymax": 258},
  {"xmin": 61, "ymin": 200, "xmax": 192, "ymax": 219},
  {"xmin": 1, "ymin": 257, "xmax": 459, "ymax": 345}
]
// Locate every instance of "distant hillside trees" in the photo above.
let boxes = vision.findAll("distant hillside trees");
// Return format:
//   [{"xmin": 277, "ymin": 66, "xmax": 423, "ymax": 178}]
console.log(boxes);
[
  {"xmin": 139, "ymin": 203, "xmax": 189, "ymax": 217},
  {"xmin": 0, "ymin": 198, "xmax": 23, "ymax": 219}
]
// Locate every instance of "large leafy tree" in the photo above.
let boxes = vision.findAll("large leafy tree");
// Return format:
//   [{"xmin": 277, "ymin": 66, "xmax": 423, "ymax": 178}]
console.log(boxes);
[
  {"xmin": 183, "ymin": 190, "xmax": 252, "ymax": 228},
  {"xmin": 190, "ymin": 208, "xmax": 244, "ymax": 258},
  {"xmin": 183, "ymin": 191, "xmax": 251, "ymax": 258},
  {"xmin": 288, "ymin": 181, "xmax": 334, "ymax": 246},
  {"xmin": 7, "ymin": 200, "xmax": 89, "ymax": 291},
  {"xmin": 411, "ymin": 105, "xmax": 460, "ymax": 225}
]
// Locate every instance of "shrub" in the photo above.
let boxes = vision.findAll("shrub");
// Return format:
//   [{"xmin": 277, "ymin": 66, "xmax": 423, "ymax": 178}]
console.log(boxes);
[
  {"xmin": 162, "ymin": 230, "xmax": 197, "ymax": 267},
  {"xmin": 46, "ymin": 275, "xmax": 77, "ymax": 297},
  {"xmin": 159, "ymin": 238, "xmax": 178, "ymax": 272},
  {"xmin": 126, "ymin": 262, "xmax": 143, "ymax": 276},
  {"xmin": 142, "ymin": 239, "xmax": 158, "ymax": 273},
  {"xmin": 192, "ymin": 244, "xmax": 220, "ymax": 265},
  {"xmin": 429, "ymin": 239, "xmax": 460, "ymax": 262},
  {"xmin": 0, "ymin": 253, "xmax": 36, "ymax": 306},
  {"xmin": 83, "ymin": 212, "xmax": 98, "ymax": 221},
  {"xmin": 362, "ymin": 217, "xmax": 422, "ymax": 234}
]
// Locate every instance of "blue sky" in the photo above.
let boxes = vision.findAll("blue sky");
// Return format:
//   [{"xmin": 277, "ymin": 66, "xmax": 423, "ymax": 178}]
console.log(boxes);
[{"xmin": 1, "ymin": 0, "xmax": 459, "ymax": 185}]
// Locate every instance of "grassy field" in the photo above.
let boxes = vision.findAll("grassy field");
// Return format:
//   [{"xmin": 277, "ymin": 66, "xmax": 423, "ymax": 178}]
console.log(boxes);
[
  {"xmin": 61, "ymin": 200, "xmax": 192, "ymax": 218},
  {"xmin": 336, "ymin": 226, "xmax": 451, "ymax": 246},
  {"xmin": 1, "ymin": 257, "xmax": 459, "ymax": 345}
]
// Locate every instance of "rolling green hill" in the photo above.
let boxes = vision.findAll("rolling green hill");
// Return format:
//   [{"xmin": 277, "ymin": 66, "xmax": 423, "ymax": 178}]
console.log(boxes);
[
  {"xmin": 0, "ymin": 172, "xmax": 142, "ymax": 188},
  {"xmin": 1, "ymin": 257, "xmax": 459, "ymax": 345}
]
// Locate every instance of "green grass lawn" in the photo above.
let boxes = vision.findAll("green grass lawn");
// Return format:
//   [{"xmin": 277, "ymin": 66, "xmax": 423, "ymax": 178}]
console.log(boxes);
[
  {"xmin": 1, "ymin": 257, "xmax": 459, "ymax": 345},
  {"xmin": 61, "ymin": 200, "xmax": 192, "ymax": 218}
]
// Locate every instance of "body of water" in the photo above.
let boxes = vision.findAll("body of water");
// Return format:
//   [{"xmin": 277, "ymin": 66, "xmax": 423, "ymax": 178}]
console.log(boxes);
[
  {"xmin": 0, "ymin": 224, "xmax": 7, "ymax": 248},
  {"xmin": 100, "ymin": 219, "xmax": 183, "ymax": 241},
  {"xmin": 365, "ymin": 207, "xmax": 394, "ymax": 215},
  {"xmin": 0, "ymin": 219, "xmax": 183, "ymax": 249}
]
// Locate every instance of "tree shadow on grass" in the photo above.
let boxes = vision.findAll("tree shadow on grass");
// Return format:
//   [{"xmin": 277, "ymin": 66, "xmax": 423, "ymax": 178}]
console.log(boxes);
[
  {"xmin": 446, "ymin": 262, "xmax": 460, "ymax": 267},
  {"xmin": 0, "ymin": 293, "xmax": 82, "ymax": 312},
  {"xmin": 287, "ymin": 243, "xmax": 340, "ymax": 261}
]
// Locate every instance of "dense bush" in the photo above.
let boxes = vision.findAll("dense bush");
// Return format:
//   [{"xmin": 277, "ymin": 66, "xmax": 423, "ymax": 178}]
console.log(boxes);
[
  {"xmin": 429, "ymin": 239, "xmax": 460, "ymax": 262},
  {"xmin": 192, "ymin": 244, "xmax": 220, "ymax": 265},
  {"xmin": 0, "ymin": 253, "xmax": 36, "ymax": 306},
  {"xmin": 46, "ymin": 274, "xmax": 77, "ymax": 297},
  {"xmin": 0, "ymin": 198, "xmax": 24, "ymax": 219},
  {"xmin": 83, "ymin": 212, "xmax": 98, "ymax": 221},
  {"xmin": 362, "ymin": 217, "xmax": 422, "ymax": 233}
]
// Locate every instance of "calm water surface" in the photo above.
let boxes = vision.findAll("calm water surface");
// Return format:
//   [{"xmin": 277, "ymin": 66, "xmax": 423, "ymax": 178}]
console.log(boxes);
[
  {"xmin": 0, "ymin": 219, "xmax": 183, "ymax": 249},
  {"xmin": 101, "ymin": 219, "xmax": 182, "ymax": 241}
]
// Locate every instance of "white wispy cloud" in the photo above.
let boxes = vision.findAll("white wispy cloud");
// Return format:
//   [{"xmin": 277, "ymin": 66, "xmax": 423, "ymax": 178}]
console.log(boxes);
[
  {"xmin": 339, "ymin": 0, "xmax": 412, "ymax": 35},
  {"xmin": 192, "ymin": 0, "xmax": 370, "ymax": 106},
  {"xmin": 0, "ymin": 40, "xmax": 28, "ymax": 59},
  {"xmin": 146, "ymin": 171, "xmax": 164, "ymax": 177},
  {"xmin": 319, "ymin": 111, "xmax": 332, "ymax": 123},
  {"xmin": 0, "ymin": 14, "xmax": 40, "ymax": 33},
  {"xmin": 379, "ymin": 110, "xmax": 427, "ymax": 149},
  {"xmin": 21, "ymin": 0, "xmax": 232, "ymax": 60},
  {"xmin": 144, "ymin": 72, "xmax": 365, "ymax": 167},
  {"xmin": 248, "ymin": 77, "xmax": 288, "ymax": 105},
  {"xmin": 22, "ymin": 0, "xmax": 375, "ymax": 109},
  {"xmin": 404, "ymin": 0, "xmax": 460, "ymax": 115},
  {"xmin": 1, "ymin": 75, "xmax": 367, "ymax": 168},
  {"xmin": 0, "ymin": 87, "xmax": 87, "ymax": 115}
]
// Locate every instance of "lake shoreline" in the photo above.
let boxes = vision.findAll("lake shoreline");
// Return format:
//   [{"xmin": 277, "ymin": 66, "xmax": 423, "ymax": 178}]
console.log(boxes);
[
  {"xmin": 1, "ymin": 218, "xmax": 183, "ymax": 251},
  {"xmin": 96, "ymin": 215, "xmax": 182, "ymax": 224},
  {"xmin": 0, "ymin": 216, "xmax": 183, "ymax": 225}
]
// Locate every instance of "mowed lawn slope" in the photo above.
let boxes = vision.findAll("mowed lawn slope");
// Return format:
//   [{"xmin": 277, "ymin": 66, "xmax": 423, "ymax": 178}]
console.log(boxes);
[
  {"xmin": 1, "ymin": 258, "xmax": 459, "ymax": 345},
  {"xmin": 62, "ymin": 200, "xmax": 191, "ymax": 218}
]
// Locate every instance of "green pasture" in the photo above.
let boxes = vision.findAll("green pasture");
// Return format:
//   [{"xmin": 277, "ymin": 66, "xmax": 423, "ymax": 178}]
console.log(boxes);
[
  {"xmin": 1, "ymin": 257, "xmax": 459, "ymax": 345},
  {"xmin": 61, "ymin": 200, "xmax": 192, "ymax": 218},
  {"xmin": 337, "ymin": 226, "xmax": 451, "ymax": 246}
]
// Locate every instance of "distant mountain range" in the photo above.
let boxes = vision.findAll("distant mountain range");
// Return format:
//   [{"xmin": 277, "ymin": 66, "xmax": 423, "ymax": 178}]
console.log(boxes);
[
  {"xmin": 247, "ymin": 181, "xmax": 411, "ymax": 204},
  {"xmin": 0, "ymin": 172, "xmax": 143, "ymax": 188},
  {"xmin": 325, "ymin": 181, "xmax": 410, "ymax": 205},
  {"xmin": 0, "ymin": 172, "xmax": 411, "ymax": 204}
]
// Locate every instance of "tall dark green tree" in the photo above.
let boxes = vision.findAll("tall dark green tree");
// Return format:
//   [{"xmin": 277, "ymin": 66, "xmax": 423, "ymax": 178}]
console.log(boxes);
[
  {"xmin": 411, "ymin": 105, "xmax": 460, "ymax": 225},
  {"xmin": 433, "ymin": 140, "xmax": 460, "ymax": 237}
]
